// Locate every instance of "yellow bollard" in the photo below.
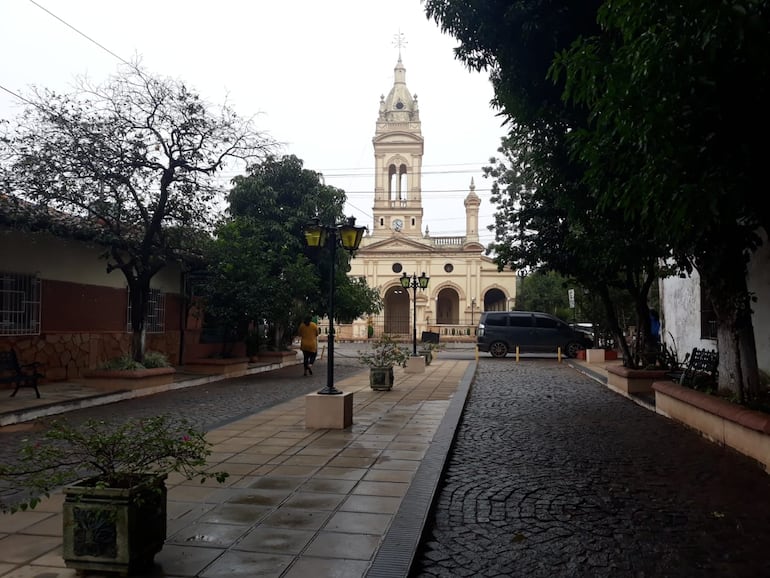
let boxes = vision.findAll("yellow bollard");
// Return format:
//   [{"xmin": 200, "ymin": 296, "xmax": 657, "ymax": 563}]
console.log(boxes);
[
  {"xmin": 516, "ymin": 346, "xmax": 520, "ymax": 362},
  {"xmin": 557, "ymin": 347, "xmax": 562, "ymax": 362},
  {"xmin": 475, "ymin": 345, "xmax": 479, "ymax": 361}
]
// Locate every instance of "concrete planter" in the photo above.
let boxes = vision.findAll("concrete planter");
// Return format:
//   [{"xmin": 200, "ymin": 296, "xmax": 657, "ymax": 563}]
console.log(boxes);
[
  {"xmin": 369, "ymin": 366, "xmax": 394, "ymax": 390},
  {"xmin": 653, "ymin": 380, "xmax": 770, "ymax": 472},
  {"xmin": 257, "ymin": 351, "xmax": 298, "ymax": 363},
  {"xmin": 82, "ymin": 367, "xmax": 175, "ymax": 391},
  {"xmin": 185, "ymin": 357, "xmax": 249, "ymax": 375},
  {"xmin": 606, "ymin": 366, "xmax": 669, "ymax": 395},
  {"xmin": 63, "ymin": 474, "xmax": 167, "ymax": 575}
]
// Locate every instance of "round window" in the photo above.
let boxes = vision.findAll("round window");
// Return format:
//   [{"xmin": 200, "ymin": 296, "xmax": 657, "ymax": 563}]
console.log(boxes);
[
  {"xmin": 444, "ymin": 263, "xmax": 454, "ymax": 273},
  {"xmin": 392, "ymin": 263, "xmax": 403, "ymax": 273}
]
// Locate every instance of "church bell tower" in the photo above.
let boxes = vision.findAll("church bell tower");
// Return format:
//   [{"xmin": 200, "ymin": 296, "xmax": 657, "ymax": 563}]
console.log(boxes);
[{"xmin": 371, "ymin": 56, "xmax": 424, "ymax": 239}]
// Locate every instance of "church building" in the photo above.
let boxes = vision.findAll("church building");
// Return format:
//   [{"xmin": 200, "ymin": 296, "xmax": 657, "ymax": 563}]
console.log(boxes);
[{"xmin": 345, "ymin": 57, "xmax": 519, "ymax": 341}]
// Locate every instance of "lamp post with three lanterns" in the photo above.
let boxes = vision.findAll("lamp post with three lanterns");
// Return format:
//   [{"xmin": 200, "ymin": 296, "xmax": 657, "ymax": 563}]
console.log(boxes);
[{"xmin": 303, "ymin": 216, "xmax": 366, "ymax": 395}]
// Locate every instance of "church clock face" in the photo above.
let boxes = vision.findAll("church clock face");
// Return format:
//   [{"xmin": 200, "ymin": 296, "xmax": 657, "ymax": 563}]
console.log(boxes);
[{"xmin": 392, "ymin": 218, "xmax": 404, "ymax": 231}]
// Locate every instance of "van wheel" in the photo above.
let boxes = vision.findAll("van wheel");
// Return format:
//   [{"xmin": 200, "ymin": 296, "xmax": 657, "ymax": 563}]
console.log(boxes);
[
  {"xmin": 566, "ymin": 342, "xmax": 582, "ymax": 358},
  {"xmin": 489, "ymin": 342, "xmax": 508, "ymax": 358}
]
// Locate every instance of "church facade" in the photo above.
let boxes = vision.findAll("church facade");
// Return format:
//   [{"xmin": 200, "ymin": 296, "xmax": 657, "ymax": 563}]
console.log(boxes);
[{"xmin": 343, "ymin": 57, "xmax": 519, "ymax": 341}]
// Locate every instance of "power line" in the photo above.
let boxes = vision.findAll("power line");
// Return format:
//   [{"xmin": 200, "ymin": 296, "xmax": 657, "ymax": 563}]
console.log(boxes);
[
  {"xmin": 28, "ymin": 0, "xmax": 131, "ymax": 67},
  {"xmin": 0, "ymin": 84, "xmax": 36, "ymax": 107}
]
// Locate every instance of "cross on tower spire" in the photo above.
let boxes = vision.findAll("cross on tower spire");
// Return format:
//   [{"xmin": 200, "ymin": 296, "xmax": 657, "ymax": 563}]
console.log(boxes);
[{"xmin": 392, "ymin": 30, "xmax": 407, "ymax": 59}]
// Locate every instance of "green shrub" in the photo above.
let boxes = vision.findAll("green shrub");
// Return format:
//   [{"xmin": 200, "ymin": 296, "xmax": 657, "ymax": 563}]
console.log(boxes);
[
  {"xmin": 99, "ymin": 355, "xmax": 143, "ymax": 371},
  {"xmin": 142, "ymin": 351, "xmax": 170, "ymax": 368},
  {"xmin": 98, "ymin": 351, "xmax": 170, "ymax": 370}
]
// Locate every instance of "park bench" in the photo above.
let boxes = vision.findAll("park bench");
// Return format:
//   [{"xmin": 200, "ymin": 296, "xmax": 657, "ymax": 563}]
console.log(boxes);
[
  {"xmin": 0, "ymin": 349, "xmax": 44, "ymax": 398},
  {"xmin": 666, "ymin": 347, "xmax": 719, "ymax": 390}
]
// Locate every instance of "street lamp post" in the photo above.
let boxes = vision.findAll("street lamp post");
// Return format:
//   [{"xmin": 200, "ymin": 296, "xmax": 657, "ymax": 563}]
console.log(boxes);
[
  {"xmin": 471, "ymin": 298, "xmax": 476, "ymax": 327},
  {"xmin": 304, "ymin": 216, "xmax": 367, "ymax": 395},
  {"xmin": 516, "ymin": 268, "xmax": 529, "ymax": 309},
  {"xmin": 400, "ymin": 272, "xmax": 430, "ymax": 356}
]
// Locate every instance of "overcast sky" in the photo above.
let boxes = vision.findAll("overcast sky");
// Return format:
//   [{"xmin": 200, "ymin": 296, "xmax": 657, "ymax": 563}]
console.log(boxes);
[{"xmin": 1, "ymin": 0, "xmax": 508, "ymax": 244}]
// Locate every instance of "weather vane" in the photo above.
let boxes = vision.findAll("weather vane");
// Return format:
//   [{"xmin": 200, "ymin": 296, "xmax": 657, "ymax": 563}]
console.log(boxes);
[{"xmin": 393, "ymin": 30, "xmax": 407, "ymax": 58}]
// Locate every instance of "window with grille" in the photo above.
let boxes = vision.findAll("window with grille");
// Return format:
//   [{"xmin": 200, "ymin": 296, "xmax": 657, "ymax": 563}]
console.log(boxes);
[
  {"xmin": 127, "ymin": 287, "xmax": 166, "ymax": 333},
  {"xmin": 0, "ymin": 272, "xmax": 41, "ymax": 336}
]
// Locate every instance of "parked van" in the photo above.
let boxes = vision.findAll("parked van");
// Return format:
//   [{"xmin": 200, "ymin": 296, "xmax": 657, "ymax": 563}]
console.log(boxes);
[{"xmin": 476, "ymin": 311, "xmax": 592, "ymax": 358}]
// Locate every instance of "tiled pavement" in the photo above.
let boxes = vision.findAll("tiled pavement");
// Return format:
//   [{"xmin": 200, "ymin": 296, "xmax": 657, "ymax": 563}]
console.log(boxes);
[{"xmin": 0, "ymin": 356, "xmax": 475, "ymax": 578}]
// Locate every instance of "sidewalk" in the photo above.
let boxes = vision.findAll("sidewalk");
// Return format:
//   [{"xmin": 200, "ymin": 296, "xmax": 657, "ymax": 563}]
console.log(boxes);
[{"xmin": 0, "ymin": 358, "xmax": 475, "ymax": 578}]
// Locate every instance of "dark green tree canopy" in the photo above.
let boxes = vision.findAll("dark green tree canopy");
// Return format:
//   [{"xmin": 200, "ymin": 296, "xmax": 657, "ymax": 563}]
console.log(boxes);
[{"xmin": 201, "ymin": 154, "xmax": 381, "ymax": 350}]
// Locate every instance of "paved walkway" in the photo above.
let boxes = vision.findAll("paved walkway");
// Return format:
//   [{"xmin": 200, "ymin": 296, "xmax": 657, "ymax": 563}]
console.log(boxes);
[
  {"xmin": 3, "ymin": 353, "xmax": 769, "ymax": 577},
  {"xmin": 0, "ymin": 353, "xmax": 474, "ymax": 578},
  {"xmin": 411, "ymin": 358, "xmax": 770, "ymax": 577}
]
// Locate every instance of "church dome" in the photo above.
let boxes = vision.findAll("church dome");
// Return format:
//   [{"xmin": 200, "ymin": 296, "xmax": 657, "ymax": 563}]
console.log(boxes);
[{"xmin": 379, "ymin": 57, "xmax": 419, "ymax": 122}]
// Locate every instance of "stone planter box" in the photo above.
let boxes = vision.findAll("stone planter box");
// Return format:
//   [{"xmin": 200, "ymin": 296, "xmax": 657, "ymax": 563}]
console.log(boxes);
[
  {"xmin": 606, "ymin": 366, "xmax": 670, "ymax": 395},
  {"xmin": 257, "ymin": 351, "xmax": 298, "ymax": 363},
  {"xmin": 63, "ymin": 474, "xmax": 167, "ymax": 574},
  {"xmin": 653, "ymin": 380, "xmax": 770, "ymax": 471},
  {"xmin": 82, "ymin": 367, "xmax": 176, "ymax": 391},
  {"xmin": 405, "ymin": 355, "xmax": 426, "ymax": 374},
  {"xmin": 369, "ymin": 366, "xmax": 395, "ymax": 390},
  {"xmin": 185, "ymin": 358, "xmax": 249, "ymax": 375}
]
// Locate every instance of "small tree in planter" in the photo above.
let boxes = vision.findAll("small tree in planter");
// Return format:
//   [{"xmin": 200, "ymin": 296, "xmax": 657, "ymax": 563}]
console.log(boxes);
[{"xmin": 0, "ymin": 415, "xmax": 228, "ymax": 575}]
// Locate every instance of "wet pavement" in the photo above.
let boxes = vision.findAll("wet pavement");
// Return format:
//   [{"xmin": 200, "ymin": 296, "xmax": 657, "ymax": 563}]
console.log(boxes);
[
  {"xmin": 1, "ymin": 347, "xmax": 769, "ymax": 577},
  {"xmin": 410, "ymin": 358, "xmax": 770, "ymax": 577}
]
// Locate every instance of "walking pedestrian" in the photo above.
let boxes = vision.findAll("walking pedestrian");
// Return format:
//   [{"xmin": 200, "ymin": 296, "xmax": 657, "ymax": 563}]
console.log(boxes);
[{"xmin": 298, "ymin": 315, "xmax": 318, "ymax": 376}]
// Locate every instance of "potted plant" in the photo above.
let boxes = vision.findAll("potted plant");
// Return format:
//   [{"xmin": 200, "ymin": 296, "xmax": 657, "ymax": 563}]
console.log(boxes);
[
  {"xmin": 358, "ymin": 334, "xmax": 410, "ymax": 390},
  {"xmin": 418, "ymin": 341, "xmax": 444, "ymax": 366},
  {"xmin": 0, "ymin": 415, "xmax": 228, "ymax": 575}
]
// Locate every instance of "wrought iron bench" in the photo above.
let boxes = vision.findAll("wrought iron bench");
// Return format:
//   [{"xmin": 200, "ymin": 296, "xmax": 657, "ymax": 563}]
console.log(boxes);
[
  {"xmin": 0, "ymin": 349, "xmax": 44, "ymax": 398},
  {"xmin": 666, "ymin": 347, "xmax": 719, "ymax": 390}
]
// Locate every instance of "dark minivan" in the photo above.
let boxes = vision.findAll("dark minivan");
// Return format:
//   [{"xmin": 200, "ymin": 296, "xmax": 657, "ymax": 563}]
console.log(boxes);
[{"xmin": 476, "ymin": 311, "xmax": 592, "ymax": 358}]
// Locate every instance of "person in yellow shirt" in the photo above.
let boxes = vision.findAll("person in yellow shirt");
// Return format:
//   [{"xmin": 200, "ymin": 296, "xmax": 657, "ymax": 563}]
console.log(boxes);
[{"xmin": 298, "ymin": 315, "xmax": 319, "ymax": 376}]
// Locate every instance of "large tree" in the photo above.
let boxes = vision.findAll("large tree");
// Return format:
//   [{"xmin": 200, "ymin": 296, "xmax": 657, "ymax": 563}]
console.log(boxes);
[
  {"xmin": 202, "ymin": 154, "xmax": 381, "ymax": 350},
  {"xmin": 552, "ymin": 0, "xmax": 769, "ymax": 397},
  {"xmin": 0, "ymin": 64, "xmax": 275, "ymax": 363},
  {"xmin": 424, "ymin": 0, "xmax": 671, "ymax": 367}
]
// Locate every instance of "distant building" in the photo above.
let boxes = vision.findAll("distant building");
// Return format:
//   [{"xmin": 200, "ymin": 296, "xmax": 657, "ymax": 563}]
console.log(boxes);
[{"xmin": 344, "ymin": 57, "xmax": 519, "ymax": 341}]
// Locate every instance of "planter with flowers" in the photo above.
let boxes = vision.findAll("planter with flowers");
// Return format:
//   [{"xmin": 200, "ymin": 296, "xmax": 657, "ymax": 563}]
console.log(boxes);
[
  {"xmin": 0, "ymin": 415, "xmax": 228, "ymax": 575},
  {"xmin": 83, "ymin": 350, "xmax": 176, "ymax": 391},
  {"xmin": 358, "ymin": 334, "xmax": 410, "ymax": 390}
]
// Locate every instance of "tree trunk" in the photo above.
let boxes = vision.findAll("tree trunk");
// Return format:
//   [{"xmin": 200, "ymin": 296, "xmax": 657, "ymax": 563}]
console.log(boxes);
[
  {"xmin": 709, "ymin": 273, "xmax": 760, "ymax": 401},
  {"xmin": 128, "ymin": 279, "xmax": 149, "ymax": 364}
]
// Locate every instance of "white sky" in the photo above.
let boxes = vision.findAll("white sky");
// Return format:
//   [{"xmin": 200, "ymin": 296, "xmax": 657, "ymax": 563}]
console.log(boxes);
[{"xmin": 0, "ymin": 0, "xmax": 508, "ymax": 245}]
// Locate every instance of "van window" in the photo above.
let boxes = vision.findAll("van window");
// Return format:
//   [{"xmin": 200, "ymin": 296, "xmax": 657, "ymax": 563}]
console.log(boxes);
[
  {"xmin": 535, "ymin": 315, "xmax": 558, "ymax": 329},
  {"xmin": 485, "ymin": 315, "xmax": 507, "ymax": 327},
  {"xmin": 509, "ymin": 315, "xmax": 532, "ymax": 328}
]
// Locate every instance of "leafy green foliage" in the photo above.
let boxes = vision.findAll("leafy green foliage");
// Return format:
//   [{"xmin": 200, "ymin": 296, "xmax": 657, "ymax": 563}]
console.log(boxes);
[
  {"xmin": 98, "ymin": 351, "xmax": 170, "ymax": 370},
  {"xmin": 0, "ymin": 415, "xmax": 228, "ymax": 513},
  {"xmin": 424, "ymin": 1, "xmax": 701, "ymax": 369},
  {"xmin": 0, "ymin": 62, "xmax": 275, "ymax": 362},
  {"xmin": 550, "ymin": 0, "xmax": 767, "ymax": 394},
  {"xmin": 200, "ymin": 154, "xmax": 381, "ymax": 350}
]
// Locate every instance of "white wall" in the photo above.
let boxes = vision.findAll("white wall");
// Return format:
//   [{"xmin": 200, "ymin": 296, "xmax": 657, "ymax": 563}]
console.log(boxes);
[
  {"xmin": 1, "ymin": 229, "xmax": 182, "ymax": 293},
  {"xmin": 660, "ymin": 237, "xmax": 770, "ymax": 376}
]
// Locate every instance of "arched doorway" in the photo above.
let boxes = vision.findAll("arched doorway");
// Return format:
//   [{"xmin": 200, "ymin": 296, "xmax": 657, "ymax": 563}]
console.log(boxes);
[
  {"xmin": 435, "ymin": 287, "xmax": 460, "ymax": 325},
  {"xmin": 384, "ymin": 285, "xmax": 409, "ymax": 334},
  {"xmin": 483, "ymin": 288, "xmax": 508, "ymax": 311}
]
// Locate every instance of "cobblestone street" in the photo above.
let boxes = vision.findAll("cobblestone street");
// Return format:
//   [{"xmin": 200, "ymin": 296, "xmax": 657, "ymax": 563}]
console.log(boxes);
[{"xmin": 411, "ymin": 359, "xmax": 770, "ymax": 578}]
